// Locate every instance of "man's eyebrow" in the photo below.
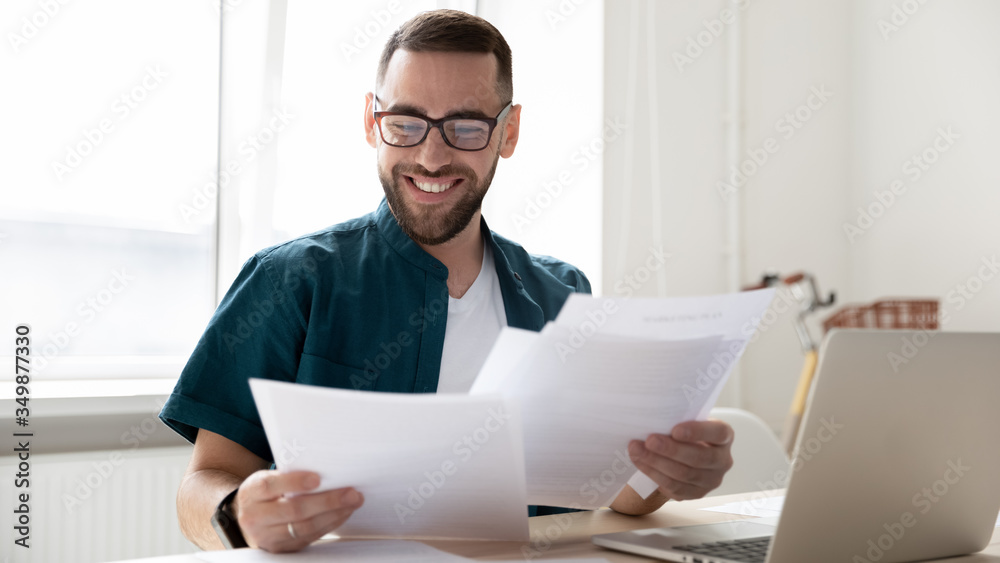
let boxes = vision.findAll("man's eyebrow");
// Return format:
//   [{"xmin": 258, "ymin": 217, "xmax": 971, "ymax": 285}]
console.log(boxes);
[{"xmin": 384, "ymin": 101, "xmax": 491, "ymax": 120}]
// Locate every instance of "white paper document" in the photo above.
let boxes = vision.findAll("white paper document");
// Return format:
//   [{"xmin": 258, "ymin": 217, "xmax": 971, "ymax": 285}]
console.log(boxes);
[
  {"xmin": 249, "ymin": 379, "xmax": 529, "ymax": 541},
  {"xmin": 471, "ymin": 289, "xmax": 775, "ymax": 505},
  {"xmin": 555, "ymin": 289, "xmax": 775, "ymax": 421},
  {"xmin": 700, "ymin": 495, "xmax": 786, "ymax": 518}
]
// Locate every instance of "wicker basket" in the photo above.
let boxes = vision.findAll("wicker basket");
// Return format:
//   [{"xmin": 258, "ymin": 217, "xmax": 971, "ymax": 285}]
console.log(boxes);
[{"xmin": 822, "ymin": 299, "xmax": 939, "ymax": 333}]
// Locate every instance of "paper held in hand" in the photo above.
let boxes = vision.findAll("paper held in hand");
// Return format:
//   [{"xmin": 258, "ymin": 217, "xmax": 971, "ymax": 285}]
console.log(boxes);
[
  {"xmin": 249, "ymin": 289, "xmax": 774, "ymax": 537},
  {"xmin": 249, "ymin": 380, "xmax": 529, "ymax": 541},
  {"xmin": 470, "ymin": 288, "xmax": 776, "ymax": 504}
]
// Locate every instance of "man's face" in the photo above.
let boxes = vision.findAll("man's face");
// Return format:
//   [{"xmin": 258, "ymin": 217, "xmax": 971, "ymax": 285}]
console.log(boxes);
[{"xmin": 365, "ymin": 50, "xmax": 520, "ymax": 246}]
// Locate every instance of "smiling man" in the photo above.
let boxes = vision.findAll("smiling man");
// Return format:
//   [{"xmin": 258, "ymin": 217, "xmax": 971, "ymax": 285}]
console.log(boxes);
[{"xmin": 160, "ymin": 9, "xmax": 734, "ymax": 553}]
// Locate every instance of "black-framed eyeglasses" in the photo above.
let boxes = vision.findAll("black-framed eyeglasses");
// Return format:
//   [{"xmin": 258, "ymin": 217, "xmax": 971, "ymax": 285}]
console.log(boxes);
[{"xmin": 373, "ymin": 96, "xmax": 513, "ymax": 152}]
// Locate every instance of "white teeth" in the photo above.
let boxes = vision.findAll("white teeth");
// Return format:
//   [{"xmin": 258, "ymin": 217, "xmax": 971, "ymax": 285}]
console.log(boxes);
[{"xmin": 413, "ymin": 179, "xmax": 455, "ymax": 193}]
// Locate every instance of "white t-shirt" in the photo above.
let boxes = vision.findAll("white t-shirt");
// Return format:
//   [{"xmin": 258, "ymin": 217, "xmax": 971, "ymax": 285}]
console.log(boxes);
[{"xmin": 436, "ymin": 242, "xmax": 507, "ymax": 393}]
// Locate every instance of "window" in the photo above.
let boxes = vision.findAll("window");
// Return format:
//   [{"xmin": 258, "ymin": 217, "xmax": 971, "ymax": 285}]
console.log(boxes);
[
  {"xmin": 245, "ymin": 1, "xmax": 603, "ymax": 294},
  {"xmin": 1, "ymin": 0, "xmax": 219, "ymax": 380},
  {"xmin": 1, "ymin": 0, "xmax": 603, "ymax": 389}
]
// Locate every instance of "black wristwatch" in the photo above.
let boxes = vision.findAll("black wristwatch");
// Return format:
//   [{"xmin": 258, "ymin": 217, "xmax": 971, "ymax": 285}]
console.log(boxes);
[{"xmin": 211, "ymin": 488, "xmax": 249, "ymax": 549}]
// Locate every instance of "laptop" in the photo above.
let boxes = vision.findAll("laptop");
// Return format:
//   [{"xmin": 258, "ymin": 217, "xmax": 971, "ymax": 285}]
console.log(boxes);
[{"xmin": 592, "ymin": 330, "xmax": 1000, "ymax": 563}]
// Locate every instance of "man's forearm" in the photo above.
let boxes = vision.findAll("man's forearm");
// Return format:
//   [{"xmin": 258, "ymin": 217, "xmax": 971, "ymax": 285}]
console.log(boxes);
[
  {"xmin": 178, "ymin": 468, "xmax": 245, "ymax": 550},
  {"xmin": 609, "ymin": 484, "xmax": 670, "ymax": 516}
]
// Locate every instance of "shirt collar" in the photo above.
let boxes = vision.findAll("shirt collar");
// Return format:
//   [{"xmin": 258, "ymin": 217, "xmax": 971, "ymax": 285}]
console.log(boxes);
[
  {"xmin": 482, "ymin": 217, "xmax": 546, "ymax": 331},
  {"xmin": 374, "ymin": 198, "xmax": 449, "ymax": 278},
  {"xmin": 373, "ymin": 197, "xmax": 545, "ymax": 330}
]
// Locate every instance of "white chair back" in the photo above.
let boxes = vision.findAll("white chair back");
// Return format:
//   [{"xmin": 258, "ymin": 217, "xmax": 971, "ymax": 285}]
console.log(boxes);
[{"xmin": 707, "ymin": 407, "xmax": 790, "ymax": 497}]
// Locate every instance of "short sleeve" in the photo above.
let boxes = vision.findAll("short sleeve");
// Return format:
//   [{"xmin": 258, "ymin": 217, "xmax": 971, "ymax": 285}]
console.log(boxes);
[
  {"xmin": 569, "ymin": 267, "xmax": 592, "ymax": 295},
  {"xmin": 159, "ymin": 252, "xmax": 307, "ymax": 463}
]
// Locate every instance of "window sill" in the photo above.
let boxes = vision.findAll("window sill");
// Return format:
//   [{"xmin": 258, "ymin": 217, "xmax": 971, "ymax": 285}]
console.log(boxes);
[{"xmin": 0, "ymin": 378, "xmax": 176, "ymax": 418}]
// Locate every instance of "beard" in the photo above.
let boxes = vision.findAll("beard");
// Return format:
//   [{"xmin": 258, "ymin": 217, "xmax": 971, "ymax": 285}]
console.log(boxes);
[{"xmin": 378, "ymin": 151, "xmax": 501, "ymax": 246}]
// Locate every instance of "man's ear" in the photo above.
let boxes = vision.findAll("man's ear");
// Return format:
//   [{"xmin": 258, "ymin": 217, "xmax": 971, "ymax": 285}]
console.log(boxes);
[
  {"xmin": 364, "ymin": 92, "xmax": 378, "ymax": 148},
  {"xmin": 499, "ymin": 103, "xmax": 522, "ymax": 159}
]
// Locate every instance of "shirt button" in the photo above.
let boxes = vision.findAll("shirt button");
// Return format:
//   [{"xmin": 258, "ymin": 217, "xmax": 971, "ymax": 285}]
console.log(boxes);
[{"xmin": 514, "ymin": 272, "xmax": 522, "ymax": 281}]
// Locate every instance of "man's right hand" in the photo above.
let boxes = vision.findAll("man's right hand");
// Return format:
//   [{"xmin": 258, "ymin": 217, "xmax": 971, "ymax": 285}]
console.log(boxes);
[
  {"xmin": 177, "ymin": 429, "xmax": 364, "ymax": 552},
  {"xmin": 235, "ymin": 470, "xmax": 364, "ymax": 553}
]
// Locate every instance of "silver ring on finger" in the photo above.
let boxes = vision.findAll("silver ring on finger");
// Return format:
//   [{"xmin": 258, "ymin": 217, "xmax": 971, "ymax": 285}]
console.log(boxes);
[{"xmin": 287, "ymin": 521, "xmax": 297, "ymax": 540}]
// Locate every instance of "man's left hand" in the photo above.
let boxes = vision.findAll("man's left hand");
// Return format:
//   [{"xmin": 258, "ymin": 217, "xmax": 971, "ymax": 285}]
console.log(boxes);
[{"xmin": 629, "ymin": 419, "xmax": 734, "ymax": 501}]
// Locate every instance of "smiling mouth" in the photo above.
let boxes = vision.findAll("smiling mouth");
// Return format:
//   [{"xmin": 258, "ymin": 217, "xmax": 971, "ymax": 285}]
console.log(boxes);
[{"xmin": 409, "ymin": 177, "xmax": 459, "ymax": 194}]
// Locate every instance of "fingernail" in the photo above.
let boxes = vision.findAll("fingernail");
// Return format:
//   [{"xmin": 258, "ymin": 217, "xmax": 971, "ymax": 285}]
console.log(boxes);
[
  {"xmin": 344, "ymin": 490, "xmax": 361, "ymax": 506},
  {"xmin": 304, "ymin": 475, "xmax": 320, "ymax": 489},
  {"xmin": 648, "ymin": 436, "xmax": 663, "ymax": 450}
]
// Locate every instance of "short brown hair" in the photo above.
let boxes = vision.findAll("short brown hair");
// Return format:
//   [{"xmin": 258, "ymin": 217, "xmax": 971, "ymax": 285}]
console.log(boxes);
[{"xmin": 376, "ymin": 9, "xmax": 513, "ymax": 104}]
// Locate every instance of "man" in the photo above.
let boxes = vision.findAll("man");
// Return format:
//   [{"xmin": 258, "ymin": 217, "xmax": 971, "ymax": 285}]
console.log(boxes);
[{"xmin": 160, "ymin": 9, "xmax": 734, "ymax": 553}]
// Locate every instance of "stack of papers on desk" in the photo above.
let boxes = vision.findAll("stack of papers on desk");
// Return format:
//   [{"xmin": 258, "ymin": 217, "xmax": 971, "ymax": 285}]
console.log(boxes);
[{"xmin": 250, "ymin": 290, "xmax": 774, "ymax": 540}]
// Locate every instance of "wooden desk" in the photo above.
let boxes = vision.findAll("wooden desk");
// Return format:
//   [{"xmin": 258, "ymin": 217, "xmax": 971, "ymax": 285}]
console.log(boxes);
[{"xmin": 111, "ymin": 490, "xmax": 1000, "ymax": 562}]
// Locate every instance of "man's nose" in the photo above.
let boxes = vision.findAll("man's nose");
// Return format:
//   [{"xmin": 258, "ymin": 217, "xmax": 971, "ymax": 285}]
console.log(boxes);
[{"xmin": 413, "ymin": 126, "xmax": 453, "ymax": 172}]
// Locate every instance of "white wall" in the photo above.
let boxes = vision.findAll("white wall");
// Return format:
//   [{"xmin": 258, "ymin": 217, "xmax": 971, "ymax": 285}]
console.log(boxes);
[
  {"xmin": 603, "ymin": 1, "xmax": 730, "ymax": 299},
  {"xmin": 480, "ymin": 0, "xmax": 604, "ymax": 294},
  {"xmin": 739, "ymin": 0, "xmax": 852, "ymax": 428},
  {"xmin": 604, "ymin": 0, "xmax": 1000, "ymax": 429},
  {"xmin": 847, "ymin": 0, "xmax": 1000, "ymax": 330}
]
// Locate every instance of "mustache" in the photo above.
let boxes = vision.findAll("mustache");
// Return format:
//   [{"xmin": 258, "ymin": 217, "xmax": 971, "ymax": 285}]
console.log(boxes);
[{"xmin": 393, "ymin": 163, "xmax": 477, "ymax": 180}]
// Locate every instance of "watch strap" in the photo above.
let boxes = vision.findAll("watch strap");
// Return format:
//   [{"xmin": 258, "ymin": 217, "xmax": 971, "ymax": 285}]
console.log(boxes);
[{"xmin": 211, "ymin": 487, "xmax": 249, "ymax": 549}]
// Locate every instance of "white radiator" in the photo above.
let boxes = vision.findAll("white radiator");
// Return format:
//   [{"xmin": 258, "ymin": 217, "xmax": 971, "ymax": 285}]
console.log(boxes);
[{"xmin": 0, "ymin": 446, "xmax": 198, "ymax": 563}]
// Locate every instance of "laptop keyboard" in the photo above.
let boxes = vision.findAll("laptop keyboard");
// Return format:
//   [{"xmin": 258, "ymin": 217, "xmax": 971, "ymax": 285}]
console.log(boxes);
[{"xmin": 672, "ymin": 536, "xmax": 772, "ymax": 563}]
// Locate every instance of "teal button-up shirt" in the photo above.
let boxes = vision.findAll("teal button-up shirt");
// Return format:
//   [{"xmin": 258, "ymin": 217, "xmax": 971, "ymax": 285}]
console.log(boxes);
[{"xmin": 160, "ymin": 198, "xmax": 591, "ymax": 515}]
